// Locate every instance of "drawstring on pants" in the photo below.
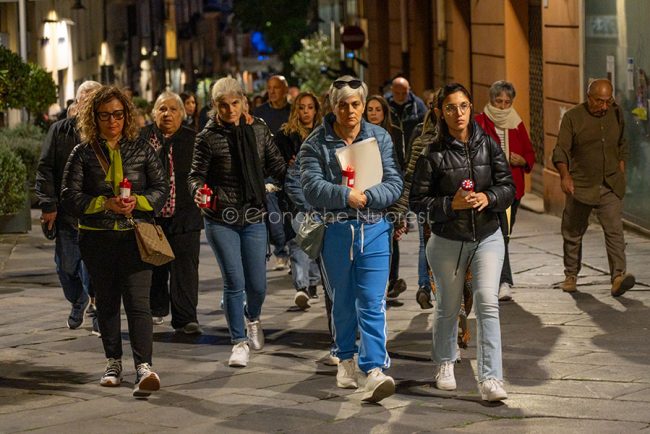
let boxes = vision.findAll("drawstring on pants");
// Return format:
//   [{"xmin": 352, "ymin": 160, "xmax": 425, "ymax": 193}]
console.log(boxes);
[{"xmin": 348, "ymin": 223, "xmax": 366, "ymax": 261}]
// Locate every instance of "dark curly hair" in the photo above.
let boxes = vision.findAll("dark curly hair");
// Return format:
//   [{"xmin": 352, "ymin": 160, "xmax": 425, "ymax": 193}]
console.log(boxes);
[{"xmin": 77, "ymin": 86, "xmax": 139, "ymax": 144}]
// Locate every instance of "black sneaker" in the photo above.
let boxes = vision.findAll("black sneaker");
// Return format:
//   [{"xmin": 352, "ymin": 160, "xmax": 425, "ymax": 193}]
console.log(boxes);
[
  {"xmin": 67, "ymin": 294, "xmax": 90, "ymax": 329},
  {"xmin": 307, "ymin": 285, "xmax": 319, "ymax": 299},
  {"xmin": 99, "ymin": 358, "xmax": 122, "ymax": 387},
  {"xmin": 386, "ymin": 279, "xmax": 407, "ymax": 299},
  {"xmin": 133, "ymin": 363, "xmax": 160, "ymax": 398},
  {"xmin": 416, "ymin": 286, "xmax": 433, "ymax": 309}
]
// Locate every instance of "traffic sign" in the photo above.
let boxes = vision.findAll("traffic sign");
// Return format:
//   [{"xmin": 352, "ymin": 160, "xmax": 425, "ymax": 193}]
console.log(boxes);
[{"xmin": 341, "ymin": 26, "xmax": 365, "ymax": 50}]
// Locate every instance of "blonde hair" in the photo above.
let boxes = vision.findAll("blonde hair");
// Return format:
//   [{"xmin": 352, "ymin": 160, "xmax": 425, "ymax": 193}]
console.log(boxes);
[
  {"xmin": 281, "ymin": 92, "xmax": 322, "ymax": 140},
  {"xmin": 77, "ymin": 86, "xmax": 139, "ymax": 144}
]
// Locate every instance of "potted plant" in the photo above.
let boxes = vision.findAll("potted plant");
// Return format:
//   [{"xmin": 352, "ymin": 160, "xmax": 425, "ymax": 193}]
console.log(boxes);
[{"xmin": 0, "ymin": 144, "xmax": 29, "ymax": 233}]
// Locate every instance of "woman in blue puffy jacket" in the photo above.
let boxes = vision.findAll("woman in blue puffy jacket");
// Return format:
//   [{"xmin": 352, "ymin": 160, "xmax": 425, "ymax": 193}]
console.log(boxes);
[{"xmin": 299, "ymin": 76, "xmax": 403, "ymax": 404}]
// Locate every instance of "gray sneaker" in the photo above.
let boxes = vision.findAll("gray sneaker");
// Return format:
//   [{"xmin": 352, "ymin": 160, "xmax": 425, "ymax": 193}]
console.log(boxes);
[
  {"xmin": 67, "ymin": 294, "xmax": 90, "ymax": 329},
  {"xmin": 99, "ymin": 358, "xmax": 122, "ymax": 387},
  {"xmin": 177, "ymin": 322, "xmax": 203, "ymax": 335},
  {"xmin": 133, "ymin": 363, "xmax": 160, "ymax": 398}
]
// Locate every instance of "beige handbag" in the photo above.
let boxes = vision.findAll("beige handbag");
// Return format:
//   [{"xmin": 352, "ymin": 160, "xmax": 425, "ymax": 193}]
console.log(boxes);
[{"xmin": 128, "ymin": 218, "xmax": 175, "ymax": 266}]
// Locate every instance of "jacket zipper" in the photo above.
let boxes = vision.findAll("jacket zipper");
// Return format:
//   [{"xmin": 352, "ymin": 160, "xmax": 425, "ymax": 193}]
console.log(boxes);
[{"xmin": 463, "ymin": 141, "xmax": 477, "ymax": 241}]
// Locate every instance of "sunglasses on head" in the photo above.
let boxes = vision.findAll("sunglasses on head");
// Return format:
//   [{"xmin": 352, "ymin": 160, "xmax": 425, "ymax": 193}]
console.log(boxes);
[{"xmin": 333, "ymin": 79, "xmax": 363, "ymax": 90}]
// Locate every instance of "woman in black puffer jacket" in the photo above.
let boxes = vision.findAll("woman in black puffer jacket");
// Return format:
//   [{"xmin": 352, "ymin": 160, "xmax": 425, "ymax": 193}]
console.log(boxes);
[
  {"xmin": 410, "ymin": 83, "xmax": 514, "ymax": 402},
  {"xmin": 61, "ymin": 86, "xmax": 168, "ymax": 398},
  {"xmin": 187, "ymin": 77, "xmax": 286, "ymax": 368}
]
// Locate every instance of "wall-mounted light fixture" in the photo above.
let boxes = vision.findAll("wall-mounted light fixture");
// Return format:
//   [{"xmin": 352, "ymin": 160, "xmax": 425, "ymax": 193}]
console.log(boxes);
[{"xmin": 71, "ymin": 0, "xmax": 86, "ymax": 11}]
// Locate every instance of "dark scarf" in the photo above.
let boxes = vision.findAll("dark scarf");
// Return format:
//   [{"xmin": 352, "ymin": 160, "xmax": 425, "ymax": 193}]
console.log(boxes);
[{"xmin": 226, "ymin": 118, "xmax": 266, "ymax": 205}]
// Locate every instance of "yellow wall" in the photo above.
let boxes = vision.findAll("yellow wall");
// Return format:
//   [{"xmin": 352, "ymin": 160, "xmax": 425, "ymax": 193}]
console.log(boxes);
[{"xmin": 542, "ymin": 0, "xmax": 582, "ymax": 216}]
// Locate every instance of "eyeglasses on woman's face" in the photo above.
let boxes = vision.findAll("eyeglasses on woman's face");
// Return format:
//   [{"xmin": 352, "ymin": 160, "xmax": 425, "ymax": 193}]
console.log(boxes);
[
  {"xmin": 443, "ymin": 102, "xmax": 471, "ymax": 116},
  {"xmin": 333, "ymin": 79, "xmax": 363, "ymax": 90},
  {"xmin": 96, "ymin": 110, "xmax": 125, "ymax": 121}
]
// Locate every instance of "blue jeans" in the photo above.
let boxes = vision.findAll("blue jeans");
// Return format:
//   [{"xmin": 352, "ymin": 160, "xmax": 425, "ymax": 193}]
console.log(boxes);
[
  {"xmin": 320, "ymin": 218, "xmax": 392, "ymax": 373},
  {"xmin": 418, "ymin": 222, "xmax": 431, "ymax": 288},
  {"xmin": 204, "ymin": 219, "xmax": 267, "ymax": 343},
  {"xmin": 426, "ymin": 229, "xmax": 504, "ymax": 382},
  {"xmin": 287, "ymin": 238, "xmax": 320, "ymax": 290},
  {"xmin": 55, "ymin": 225, "xmax": 90, "ymax": 305}
]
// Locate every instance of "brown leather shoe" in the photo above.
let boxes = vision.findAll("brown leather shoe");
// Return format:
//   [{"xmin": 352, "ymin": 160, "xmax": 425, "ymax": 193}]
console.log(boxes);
[
  {"xmin": 561, "ymin": 275, "xmax": 577, "ymax": 293},
  {"xmin": 611, "ymin": 273, "xmax": 635, "ymax": 297}
]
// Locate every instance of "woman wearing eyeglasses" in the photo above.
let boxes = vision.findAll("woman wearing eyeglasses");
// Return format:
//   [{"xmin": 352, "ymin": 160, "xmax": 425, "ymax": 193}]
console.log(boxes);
[
  {"xmin": 410, "ymin": 83, "xmax": 515, "ymax": 402},
  {"xmin": 475, "ymin": 81, "xmax": 535, "ymax": 302},
  {"xmin": 61, "ymin": 86, "xmax": 169, "ymax": 397},
  {"xmin": 299, "ymin": 76, "xmax": 403, "ymax": 403}
]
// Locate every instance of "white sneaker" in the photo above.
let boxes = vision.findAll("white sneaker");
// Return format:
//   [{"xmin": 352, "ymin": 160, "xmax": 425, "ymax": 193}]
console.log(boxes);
[
  {"xmin": 336, "ymin": 359, "xmax": 358, "ymax": 389},
  {"xmin": 479, "ymin": 378, "xmax": 508, "ymax": 401},
  {"xmin": 362, "ymin": 368, "xmax": 395, "ymax": 403},
  {"xmin": 434, "ymin": 361, "xmax": 456, "ymax": 390},
  {"xmin": 99, "ymin": 358, "xmax": 122, "ymax": 387},
  {"xmin": 498, "ymin": 282, "xmax": 512, "ymax": 301},
  {"xmin": 229, "ymin": 342, "xmax": 250, "ymax": 367},
  {"xmin": 246, "ymin": 320, "xmax": 264, "ymax": 350},
  {"xmin": 323, "ymin": 353, "xmax": 340, "ymax": 366},
  {"xmin": 273, "ymin": 256, "xmax": 289, "ymax": 271},
  {"xmin": 294, "ymin": 290, "xmax": 310, "ymax": 310}
]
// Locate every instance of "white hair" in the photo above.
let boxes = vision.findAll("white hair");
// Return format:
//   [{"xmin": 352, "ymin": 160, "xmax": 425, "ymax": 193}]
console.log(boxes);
[
  {"xmin": 152, "ymin": 91, "xmax": 186, "ymax": 118},
  {"xmin": 328, "ymin": 75, "xmax": 368, "ymax": 109},
  {"xmin": 75, "ymin": 80, "xmax": 101, "ymax": 102},
  {"xmin": 212, "ymin": 77, "xmax": 245, "ymax": 102}
]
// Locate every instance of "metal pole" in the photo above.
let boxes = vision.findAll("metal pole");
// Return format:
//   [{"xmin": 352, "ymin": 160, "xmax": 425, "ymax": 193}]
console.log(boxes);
[{"xmin": 18, "ymin": 0, "xmax": 27, "ymax": 61}]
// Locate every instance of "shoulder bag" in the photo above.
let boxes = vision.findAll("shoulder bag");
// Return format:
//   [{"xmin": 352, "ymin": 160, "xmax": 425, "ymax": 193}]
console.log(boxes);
[
  {"xmin": 90, "ymin": 141, "xmax": 175, "ymax": 266},
  {"xmin": 294, "ymin": 212, "xmax": 326, "ymax": 260}
]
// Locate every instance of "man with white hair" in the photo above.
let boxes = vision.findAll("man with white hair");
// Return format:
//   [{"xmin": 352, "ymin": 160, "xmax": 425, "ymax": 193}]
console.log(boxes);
[{"xmin": 36, "ymin": 80, "xmax": 102, "ymax": 332}]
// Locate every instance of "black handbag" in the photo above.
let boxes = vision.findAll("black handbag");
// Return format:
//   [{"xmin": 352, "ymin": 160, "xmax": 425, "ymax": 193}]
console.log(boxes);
[{"xmin": 294, "ymin": 212, "xmax": 325, "ymax": 260}]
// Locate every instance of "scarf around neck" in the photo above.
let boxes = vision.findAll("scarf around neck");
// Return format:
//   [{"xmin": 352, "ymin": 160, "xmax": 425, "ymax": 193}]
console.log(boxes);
[
  {"xmin": 225, "ymin": 118, "xmax": 266, "ymax": 206},
  {"xmin": 483, "ymin": 104, "xmax": 521, "ymax": 130}
]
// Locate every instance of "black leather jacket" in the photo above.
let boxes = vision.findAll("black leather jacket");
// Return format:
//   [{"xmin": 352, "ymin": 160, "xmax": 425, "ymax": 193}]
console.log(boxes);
[
  {"xmin": 35, "ymin": 117, "xmax": 80, "ymax": 229},
  {"xmin": 410, "ymin": 121, "xmax": 515, "ymax": 242},
  {"xmin": 140, "ymin": 124, "xmax": 203, "ymax": 234},
  {"xmin": 61, "ymin": 137, "xmax": 169, "ymax": 230},
  {"xmin": 188, "ymin": 117, "xmax": 286, "ymax": 226}
]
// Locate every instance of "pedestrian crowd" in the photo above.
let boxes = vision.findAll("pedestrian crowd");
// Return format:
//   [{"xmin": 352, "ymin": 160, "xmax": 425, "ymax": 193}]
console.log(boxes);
[{"xmin": 35, "ymin": 72, "xmax": 634, "ymax": 403}]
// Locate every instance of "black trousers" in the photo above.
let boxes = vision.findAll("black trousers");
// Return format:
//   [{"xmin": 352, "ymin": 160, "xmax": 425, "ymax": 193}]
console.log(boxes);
[
  {"xmin": 389, "ymin": 238, "xmax": 400, "ymax": 282},
  {"xmin": 150, "ymin": 229, "xmax": 201, "ymax": 329},
  {"xmin": 79, "ymin": 229, "xmax": 153, "ymax": 368}
]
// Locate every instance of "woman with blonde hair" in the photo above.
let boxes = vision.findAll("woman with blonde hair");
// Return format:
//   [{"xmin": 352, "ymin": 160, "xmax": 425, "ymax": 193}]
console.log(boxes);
[{"xmin": 276, "ymin": 92, "xmax": 323, "ymax": 308}]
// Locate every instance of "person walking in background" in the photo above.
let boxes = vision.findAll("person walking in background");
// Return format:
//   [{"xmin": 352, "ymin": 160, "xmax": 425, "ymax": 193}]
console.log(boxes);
[
  {"xmin": 386, "ymin": 76, "xmax": 427, "ymax": 151},
  {"xmin": 364, "ymin": 95, "xmax": 408, "ymax": 301},
  {"xmin": 253, "ymin": 75, "xmax": 292, "ymax": 272},
  {"xmin": 300, "ymin": 76, "xmax": 403, "ymax": 403},
  {"xmin": 410, "ymin": 83, "xmax": 515, "ymax": 402},
  {"xmin": 140, "ymin": 92, "xmax": 203, "ymax": 333},
  {"xmin": 36, "ymin": 80, "xmax": 102, "ymax": 333},
  {"xmin": 188, "ymin": 77, "xmax": 286, "ymax": 368},
  {"xmin": 275, "ymin": 91, "xmax": 323, "ymax": 309},
  {"xmin": 180, "ymin": 92, "xmax": 199, "ymax": 132},
  {"xmin": 61, "ymin": 86, "xmax": 169, "ymax": 397},
  {"xmin": 552, "ymin": 78, "xmax": 635, "ymax": 297},
  {"xmin": 475, "ymin": 80, "xmax": 536, "ymax": 301}
]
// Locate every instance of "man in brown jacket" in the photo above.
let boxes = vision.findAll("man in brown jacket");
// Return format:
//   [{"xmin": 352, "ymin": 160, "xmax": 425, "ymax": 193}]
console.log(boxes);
[{"xmin": 552, "ymin": 78, "xmax": 635, "ymax": 297}]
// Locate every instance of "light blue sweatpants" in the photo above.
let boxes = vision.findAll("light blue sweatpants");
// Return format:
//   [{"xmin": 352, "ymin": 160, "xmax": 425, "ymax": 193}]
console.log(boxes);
[{"xmin": 320, "ymin": 218, "xmax": 392, "ymax": 373}]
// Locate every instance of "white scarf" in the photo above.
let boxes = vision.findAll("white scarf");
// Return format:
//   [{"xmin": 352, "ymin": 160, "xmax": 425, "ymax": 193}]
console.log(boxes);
[{"xmin": 483, "ymin": 104, "xmax": 522, "ymax": 163}]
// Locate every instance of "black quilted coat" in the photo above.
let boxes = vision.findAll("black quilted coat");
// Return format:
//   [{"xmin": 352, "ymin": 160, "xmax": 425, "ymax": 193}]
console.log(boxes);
[
  {"xmin": 409, "ymin": 121, "xmax": 515, "ymax": 242},
  {"xmin": 61, "ymin": 137, "xmax": 169, "ymax": 230},
  {"xmin": 188, "ymin": 118, "xmax": 286, "ymax": 226}
]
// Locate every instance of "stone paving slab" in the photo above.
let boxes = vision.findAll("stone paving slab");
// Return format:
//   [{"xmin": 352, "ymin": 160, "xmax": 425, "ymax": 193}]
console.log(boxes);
[{"xmin": 1, "ymin": 209, "xmax": 650, "ymax": 433}]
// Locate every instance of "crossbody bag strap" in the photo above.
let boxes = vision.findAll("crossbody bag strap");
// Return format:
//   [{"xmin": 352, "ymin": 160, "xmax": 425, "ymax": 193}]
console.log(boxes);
[{"xmin": 90, "ymin": 141, "xmax": 110, "ymax": 175}]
